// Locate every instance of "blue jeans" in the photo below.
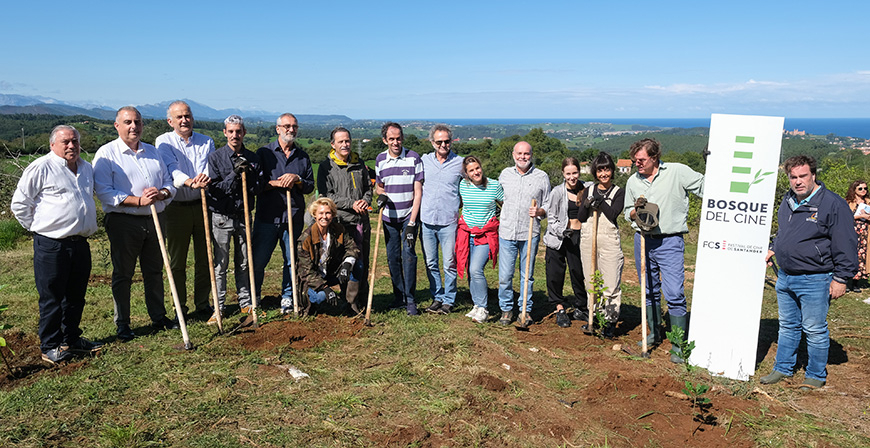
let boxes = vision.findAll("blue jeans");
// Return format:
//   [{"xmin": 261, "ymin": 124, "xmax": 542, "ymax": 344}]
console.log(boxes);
[
  {"xmin": 252, "ymin": 218, "xmax": 302, "ymax": 302},
  {"xmin": 773, "ymin": 271, "xmax": 832, "ymax": 382},
  {"xmin": 468, "ymin": 236, "xmax": 491, "ymax": 309},
  {"xmin": 633, "ymin": 233, "xmax": 687, "ymax": 316},
  {"xmin": 383, "ymin": 218, "xmax": 418, "ymax": 305},
  {"xmin": 420, "ymin": 222, "xmax": 458, "ymax": 305},
  {"xmin": 498, "ymin": 236, "xmax": 539, "ymax": 313}
]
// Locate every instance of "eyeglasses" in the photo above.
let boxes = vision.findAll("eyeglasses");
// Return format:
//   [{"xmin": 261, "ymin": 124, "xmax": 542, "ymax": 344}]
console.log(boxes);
[
  {"xmin": 433, "ymin": 140, "xmax": 450, "ymax": 146},
  {"xmin": 278, "ymin": 124, "xmax": 298, "ymax": 131}
]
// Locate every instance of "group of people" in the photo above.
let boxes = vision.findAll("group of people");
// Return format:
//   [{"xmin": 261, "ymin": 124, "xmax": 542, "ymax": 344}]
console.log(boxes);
[{"xmin": 10, "ymin": 104, "xmax": 858, "ymax": 389}]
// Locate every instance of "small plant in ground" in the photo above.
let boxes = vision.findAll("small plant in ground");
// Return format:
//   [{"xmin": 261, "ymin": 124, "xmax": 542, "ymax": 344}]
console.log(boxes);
[
  {"xmin": 666, "ymin": 325, "xmax": 695, "ymax": 372},
  {"xmin": 589, "ymin": 270, "xmax": 609, "ymax": 338},
  {"xmin": 683, "ymin": 380, "xmax": 715, "ymax": 433}
]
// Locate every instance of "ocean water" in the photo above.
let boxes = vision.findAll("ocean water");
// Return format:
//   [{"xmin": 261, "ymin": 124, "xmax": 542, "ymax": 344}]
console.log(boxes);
[{"xmin": 431, "ymin": 118, "xmax": 870, "ymax": 139}]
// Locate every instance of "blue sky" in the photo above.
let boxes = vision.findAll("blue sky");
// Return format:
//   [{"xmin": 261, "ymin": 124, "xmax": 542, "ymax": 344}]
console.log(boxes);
[{"xmin": 2, "ymin": 1, "xmax": 867, "ymax": 119}]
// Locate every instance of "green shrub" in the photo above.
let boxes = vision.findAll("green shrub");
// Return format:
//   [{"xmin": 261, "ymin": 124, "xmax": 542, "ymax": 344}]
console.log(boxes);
[{"xmin": 0, "ymin": 219, "xmax": 26, "ymax": 250}]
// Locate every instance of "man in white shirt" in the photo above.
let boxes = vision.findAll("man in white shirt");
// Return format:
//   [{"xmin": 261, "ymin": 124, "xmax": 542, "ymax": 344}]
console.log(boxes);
[
  {"xmin": 93, "ymin": 106, "xmax": 178, "ymax": 341},
  {"xmin": 156, "ymin": 101, "xmax": 214, "ymax": 319},
  {"xmin": 11, "ymin": 125, "xmax": 101, "ymax": 364}
]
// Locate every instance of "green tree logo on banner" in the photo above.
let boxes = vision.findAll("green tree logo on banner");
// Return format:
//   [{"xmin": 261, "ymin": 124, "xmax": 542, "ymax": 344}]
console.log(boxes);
[{"xmin": 730, "ymin": 135, "xmax": 774, "ymax": 193}]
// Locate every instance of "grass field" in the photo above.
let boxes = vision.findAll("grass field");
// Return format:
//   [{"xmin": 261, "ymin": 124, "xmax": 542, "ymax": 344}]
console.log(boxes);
[{"xmin": 0, "ymin": 218, "xmax": 869, "ymax": 447}]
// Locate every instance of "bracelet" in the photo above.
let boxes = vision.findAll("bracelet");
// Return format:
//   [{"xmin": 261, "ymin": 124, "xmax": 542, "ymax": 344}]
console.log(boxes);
[{"xmin": 137, "ymin": 197, "xmax": 141, "ymax": 207}]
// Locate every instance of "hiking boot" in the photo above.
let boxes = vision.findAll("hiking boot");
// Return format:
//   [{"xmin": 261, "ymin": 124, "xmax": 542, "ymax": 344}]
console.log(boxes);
[
  {"xmin": 281, "ymin": 306, "xmax": 293, "ymax": 315},
  {"xmin": 240, "ymin": 306, "xmax": 252, "ymax": 314},
  {"xmin": 499, "ymin": 310, "xmax": 513, "ymax": 326},
  {"xmin": 759, "ymin": 370, "xmax": 791, "ymax": 385},
  {"xmin": 41, "ymin": 347, "xmax": 74, "ymax": 365},
  {"xmin": 572, "ymin": 308, "xmax": 588, "ymax": 323},
  {"xmin": 155, "ymin": 317, "xmax": 180, "ymax": 330},
  {"xmin": 517, "ymin": 313, "xmax": 533, "ymax": 328},
  {"xmin": 426, "ymin": 301, "xmax": 444, "ymax": 314},
  {"xmin": 64, "ymin": 337, "xmax": 104, "ymax": 354},
  {"xmin": 556, "ymin": 309, "xmax": 571, "ymax": 328},
  {"xmin": 207, "ymin": 310, "xmax": 223, "ymax": 325},
  {"xmin": 116, "ymin": 325, "xmax": 136, "ymax": 342},
  {"xmin": 603, "ymin": 322, "xmax": 616, "ymax": 340},
  {"xmin": 472, "ymin": 308, "xmax": 489, "ymax": 323},
  {"xmin": 432, "ymin": 304, "xmax": 452, "ymax": 315},
  {"xmin": 407, "ymin": 302, "xmax": 419, "ymax": 316},
  {"xmin": 799, "ymin": 378, "xmax": 825, "ymax": 391}
]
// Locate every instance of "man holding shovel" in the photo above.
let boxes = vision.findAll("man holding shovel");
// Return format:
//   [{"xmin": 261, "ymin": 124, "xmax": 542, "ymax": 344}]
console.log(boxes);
[
  {"xmin": 497, "ymin": 141, "xmax": 551, "ymax": 327},
  {"xmin": 156, "ymin": 101, "xmax": 215, "ymax": 320},
  {"xmin": 93, "ymin": 107, "xmax": 178, "ymax": 341},
  {"xmin": 206, "ymin": 115, "xmax": 262, "ymax": 323},
  {"xmin": 624, "ymin": 138, "xmax": 704, "ymax": 363},
  {"xmin": 252, "ymin": 113, "xmax": 315, "ymax": 314}
]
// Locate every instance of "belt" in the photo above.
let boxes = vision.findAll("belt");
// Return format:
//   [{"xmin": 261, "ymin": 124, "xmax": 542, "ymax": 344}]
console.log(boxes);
[
  {"xmin": 35, "ymin": 233, "xmax": 87, "ymax": 242},
  {"xmin": 642, "ymin": 232, "xmax": 684, "ymax": 239}
]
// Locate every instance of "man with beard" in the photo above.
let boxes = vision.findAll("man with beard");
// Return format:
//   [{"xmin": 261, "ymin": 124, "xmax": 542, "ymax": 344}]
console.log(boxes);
[
  {"xmin": 497, "ymin": 141, "xmax": 551, "ymax": 327},
  {"xmin": 93, "ymin": 107, "xmax": 178, "ymax": 341},
  {"xmin": 252, "ymin": 113, "xmax": 315, "ymax": 314},
  {"xmin": 155, "ymin": 101, "xmax": 215, "ymax": 319},
  {"xmin": 420, "ymin": 124, "xmax": 463, "ymax": 315},
  {"xmin": 316, "ymin": 127, "xmax": 371, "ymax": 314},
  {"xmin": 205, "ymin": 115, "xmax": 262, "ymax": 322}
]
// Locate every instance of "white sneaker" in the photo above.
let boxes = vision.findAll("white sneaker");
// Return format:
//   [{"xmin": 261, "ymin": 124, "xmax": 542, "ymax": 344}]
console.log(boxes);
[
  {"xmin": 472, "ymin": 308, "xmax": 489, "ymax": 323},
  {"xmin": 465, "ymin": 305, "xmax": 480, "ymax": 318}
]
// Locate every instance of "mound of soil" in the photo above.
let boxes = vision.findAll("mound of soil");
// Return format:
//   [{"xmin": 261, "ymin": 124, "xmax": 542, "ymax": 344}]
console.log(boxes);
[
  {"xmin": 0, "ymin": 331, "xmax": 88, "ymax": 391},
  {"xmin": 232, "ymin": 315, "xmax": 365, "ymax": 351}
]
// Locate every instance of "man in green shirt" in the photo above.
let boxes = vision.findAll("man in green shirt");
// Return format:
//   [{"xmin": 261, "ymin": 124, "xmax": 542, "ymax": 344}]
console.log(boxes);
[{"xmin": 624, "ymin": 138, "xmax": 704, "ymax": 362}]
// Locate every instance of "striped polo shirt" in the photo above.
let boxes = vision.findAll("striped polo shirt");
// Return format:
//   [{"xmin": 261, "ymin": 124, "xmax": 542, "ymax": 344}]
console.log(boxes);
[
  {"xmin": 459, "ymin": 178, "xmax": 503, "ymax": 228},
  {"xmin": 375, "ymin": 147, "xmax": 424, "ymax": 223}
]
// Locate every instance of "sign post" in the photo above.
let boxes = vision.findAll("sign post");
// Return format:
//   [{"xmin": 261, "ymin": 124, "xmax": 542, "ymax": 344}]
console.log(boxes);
[{"xmin": 689, "ymin": 113, "xmax": 784, "ymax": 381}]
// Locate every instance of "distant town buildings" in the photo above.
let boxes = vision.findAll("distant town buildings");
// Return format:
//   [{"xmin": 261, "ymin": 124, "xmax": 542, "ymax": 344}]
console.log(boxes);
[
  {"xmin": 784, "ymin": 129, "xmax": 806, "ymax": 136},
  {"xmin": 616, "ymin": 159, "xmax": 633, "ymax": 174}
]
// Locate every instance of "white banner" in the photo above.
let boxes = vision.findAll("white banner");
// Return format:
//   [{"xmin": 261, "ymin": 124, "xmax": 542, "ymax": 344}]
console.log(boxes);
[{"xmin": 689, "ymin": 113, "xmax": 784, "ymax": 381}]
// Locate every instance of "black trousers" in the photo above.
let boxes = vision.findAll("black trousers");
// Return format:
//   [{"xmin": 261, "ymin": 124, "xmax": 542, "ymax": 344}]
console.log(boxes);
[
  {"xmin": 34, "ymin": 233, "xmax": 91, "ymax": 352},
  {"xmin": 105, "ymin": 213, "xmax": 168, "ymax": 327},
  {"xmin": 545, "ymin": 229, "xmax": 587, "ymax": 309}
]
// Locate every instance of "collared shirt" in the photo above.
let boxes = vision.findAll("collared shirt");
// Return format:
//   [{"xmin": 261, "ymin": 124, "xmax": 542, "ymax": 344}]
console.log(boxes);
[
  {"xmin": 497, "ymin": 164, "xmax": 551, "ymax": 240},
  {"xmin": 206, "ymin": 145, "xmax": 262, "ymax": 216},
  {"xmin": 93, "ymin": 138, "xmax": 176, "ymax": 216},
  {"xmin": 420, "ymin": 151, "xmax": 464, "ymax": 226},
  {"xmin": 789, "ymin": 183, "xmax": 821, "ymax": 210},
  {"xmin": 156, "ymin": 131, "xmax": 215, "ymax": 202},
  {"xmin": 375, "ymin": 147, "xmax": 424, "ymax": 223},
  {"xmin": 255, "ymin": 140, "xmax": 315, "ymax": 224},
  {"xmin": 11, "ymin": 152, "xmax": 98, "ymax": 239},
  {"xmin": 623, "ymin": 161, "xmax": 704, "ymax": 235}
]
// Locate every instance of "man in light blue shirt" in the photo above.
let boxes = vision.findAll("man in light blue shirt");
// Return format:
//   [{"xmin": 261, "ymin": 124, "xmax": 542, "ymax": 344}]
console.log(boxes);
[{"xmin": 420, "ymin": 124, "xmax": 464, "ymax": 314}]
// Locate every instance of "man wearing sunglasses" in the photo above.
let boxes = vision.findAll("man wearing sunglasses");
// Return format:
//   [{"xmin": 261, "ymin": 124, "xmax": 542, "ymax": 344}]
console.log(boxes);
[{"xmin": 420, "ymin": 124, "xmax": 464, "ymax": 315}]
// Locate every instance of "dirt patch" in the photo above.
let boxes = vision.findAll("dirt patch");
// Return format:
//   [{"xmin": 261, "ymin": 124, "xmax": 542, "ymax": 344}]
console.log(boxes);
[
  {"xmin": 232, "ymin": 315, "xmax": 364, "ymax": 351},
  {"xmin": 471, "ymin": 372, "xmax": 508, "ymax": 391},
  {"xmin": 382, "ymin": 423, "xmax": 430, "ymax": 447},
  {"xmin": 0, "ymin": 331, "xmax": 89, "ymax": 391}
]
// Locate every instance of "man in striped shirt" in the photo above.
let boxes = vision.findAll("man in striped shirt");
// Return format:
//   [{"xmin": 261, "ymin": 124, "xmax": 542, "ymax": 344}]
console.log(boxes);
[{"xmin": 375, "ymin": 122, "xmax": 424, "ymax": 315}]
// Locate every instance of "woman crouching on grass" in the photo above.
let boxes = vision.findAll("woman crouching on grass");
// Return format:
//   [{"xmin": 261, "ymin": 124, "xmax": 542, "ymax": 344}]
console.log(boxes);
[
  {"xmin": 297, "ymin": 197, "xmax": 361, "ymax": 316},
  {"xmin": 456, "ymin": 156, "xmax": 503, "ymax": 323},
  {"xmin": 578, "ymin": 152, "xmax": 625, "ymax": 339},
  {"xmin": 543, "ymin": 157, "xmax": 589, "ymax": 328}
]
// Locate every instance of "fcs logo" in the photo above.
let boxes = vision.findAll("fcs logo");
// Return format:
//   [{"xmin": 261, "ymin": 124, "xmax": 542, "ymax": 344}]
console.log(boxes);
[
  {"xmin": 730, "ymin": 135, "xmax": 774, "ymax": 194},
  {"xmin": 702, "ymin": 240, "xmax": 726, "ymax": 250}
]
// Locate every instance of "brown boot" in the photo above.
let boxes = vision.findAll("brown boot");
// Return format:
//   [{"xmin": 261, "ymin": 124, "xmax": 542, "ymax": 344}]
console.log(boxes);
[{"xmin": 345, "ymin": 281, "xmax": 362, "ymax": 315}]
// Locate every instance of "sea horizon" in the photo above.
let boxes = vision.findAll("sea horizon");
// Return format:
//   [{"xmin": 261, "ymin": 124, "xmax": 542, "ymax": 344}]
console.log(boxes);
[{"xmin": 400, "ymin": 117, "xmax": 870, "ymax": 139}]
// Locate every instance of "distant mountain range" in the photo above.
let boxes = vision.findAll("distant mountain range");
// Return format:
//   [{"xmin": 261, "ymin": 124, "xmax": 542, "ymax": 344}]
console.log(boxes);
[{"xmin": 0, "ymin": 94, "xmax": 353, "ymax": 125}]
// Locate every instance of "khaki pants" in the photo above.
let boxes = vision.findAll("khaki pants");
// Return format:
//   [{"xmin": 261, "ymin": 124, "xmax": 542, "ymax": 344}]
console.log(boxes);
[{"xmin": 579, "ymin": 215, "xmax": 624, "ymax": 322}]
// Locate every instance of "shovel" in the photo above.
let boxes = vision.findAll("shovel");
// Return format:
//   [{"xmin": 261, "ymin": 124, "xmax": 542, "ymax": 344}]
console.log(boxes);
[
  {"xmin": 237, "ymin": 170, "xmax": 259, "ymax": 330},
  {"xmin": 150, "ymin": 204, "xmax": 194, "ymax": 350},
  {"xmin": 516, "ymin": 199, "xmax": 537, "ymax": 331},
  {"xmin": 200, "ymin": 189, "xmax": 223, "ymax": 334},
  {"xmin": 364, "ymin": 206, "xmax": 384, "ymax": 327}
]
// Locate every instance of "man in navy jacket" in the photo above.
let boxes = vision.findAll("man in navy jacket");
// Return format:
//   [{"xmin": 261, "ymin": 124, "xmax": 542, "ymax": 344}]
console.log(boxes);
[{"xmin": 762, "ymin": 155, "xmax": 857, "ymax": 390}]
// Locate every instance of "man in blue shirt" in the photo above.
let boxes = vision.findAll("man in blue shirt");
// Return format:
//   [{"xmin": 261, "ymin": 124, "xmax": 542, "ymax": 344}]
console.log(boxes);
[
  {"xmin": 761, "ymin": 155, "xmax": 857, "ymax": 390},
  {"xmin": 252, "ymin": 113, "xmax": 315, "ymax": 314},
  {"xmin": 420, "ymin": 124, "xmax": 464, "ymax": 314}
]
